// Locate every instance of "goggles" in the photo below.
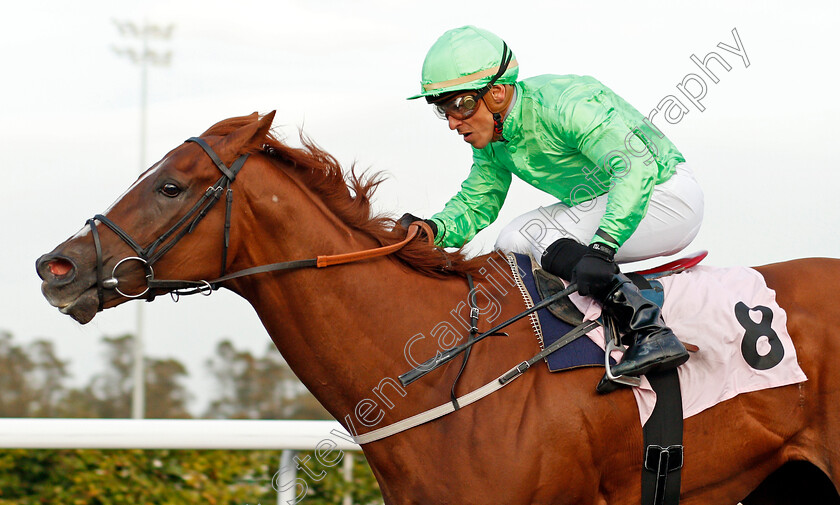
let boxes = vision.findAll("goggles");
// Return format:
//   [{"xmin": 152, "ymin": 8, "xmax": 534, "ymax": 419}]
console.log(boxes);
[{"xmin": 432, "ymin": 92, "xmax": 484, "ymax": 120}]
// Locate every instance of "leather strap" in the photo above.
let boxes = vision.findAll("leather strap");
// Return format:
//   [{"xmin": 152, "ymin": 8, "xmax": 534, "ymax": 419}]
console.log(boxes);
[
  {"xmin": 87, "ymin": 218, "xmax": 105, "ymax": 312},
  {"xmin": 498, "ymin": 319, "xmax": 599, "ymax": 384},
  {"xmin": 642, "ymin": 369, "xmax": 684, "ymax": 505},
  {"xmin": 208, "ymin": 259, "xmax": 318, "ymax": 285},
  {"xmin": 450, "ymin": 274, "xmax": 479, "ymax": 410},
  {"xmin": 186, "ymin": 136, "xmax": 241, "ymax": 181}
]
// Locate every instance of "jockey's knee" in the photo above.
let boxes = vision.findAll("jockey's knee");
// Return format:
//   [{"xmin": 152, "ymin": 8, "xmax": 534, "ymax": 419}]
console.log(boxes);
[{"xmin": 494, "ymin": 225, "xmax": 543, "ymax": 256}]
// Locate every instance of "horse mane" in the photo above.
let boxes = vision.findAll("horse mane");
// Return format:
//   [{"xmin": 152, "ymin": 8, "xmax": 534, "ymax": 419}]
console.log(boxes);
[{"xmin": 202, "ymin": 114, "xmax": 486, "ymax": 279}]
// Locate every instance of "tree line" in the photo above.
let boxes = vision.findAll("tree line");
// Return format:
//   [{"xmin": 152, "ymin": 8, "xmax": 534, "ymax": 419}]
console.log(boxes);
[
  {"xmin": 0, "ymin": 331, "xmax": 381, "ymax": 504},
  {"xmin": 0, "ymin": 331, "xmax": 331, "ymax": 420}
]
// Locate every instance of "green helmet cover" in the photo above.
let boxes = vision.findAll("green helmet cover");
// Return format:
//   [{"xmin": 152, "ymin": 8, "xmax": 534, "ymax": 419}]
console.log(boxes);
[{"xmin": 408, "ymin": 25, "xmax": 519, "ymax": 100}]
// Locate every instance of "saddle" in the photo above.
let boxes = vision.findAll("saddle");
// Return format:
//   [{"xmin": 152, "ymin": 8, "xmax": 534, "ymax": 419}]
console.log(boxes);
[{"xmin": 534, "ymin": 251, "xmax": 708, "ymax": 327}]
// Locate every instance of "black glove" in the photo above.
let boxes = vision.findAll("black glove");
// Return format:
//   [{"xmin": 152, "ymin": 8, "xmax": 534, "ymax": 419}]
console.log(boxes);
[
  {"xmin": 398, "ymin": 213, "xmax": 438, "ymax": 238},
  {"xmin": 572, "ymin": 243, "xmax": 619, "ymax": 298}
]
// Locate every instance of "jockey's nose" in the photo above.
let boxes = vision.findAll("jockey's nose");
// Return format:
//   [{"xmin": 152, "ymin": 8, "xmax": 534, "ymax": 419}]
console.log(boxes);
[
  {"xmin": 36, "ymin": 253, "xmax": 77, "ymax": 285},
  {"xmin": 447, "ymin": 115, "xmax": 462, "ymax": 130}
]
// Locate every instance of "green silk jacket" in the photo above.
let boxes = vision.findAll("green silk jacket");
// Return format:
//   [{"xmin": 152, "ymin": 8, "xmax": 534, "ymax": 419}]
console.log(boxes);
[{"xmin": 430, "ymin": 74, "xmax": 685, "ymax": 249}]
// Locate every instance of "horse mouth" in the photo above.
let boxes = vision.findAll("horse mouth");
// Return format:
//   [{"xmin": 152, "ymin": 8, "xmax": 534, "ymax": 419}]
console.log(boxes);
[{"xmin": 44, "ymin": 284, "xmax": 99, "ymax": 324}]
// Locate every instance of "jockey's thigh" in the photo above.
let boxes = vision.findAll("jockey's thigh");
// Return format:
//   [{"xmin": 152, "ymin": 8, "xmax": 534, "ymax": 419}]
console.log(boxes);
[{"xmin": 494, "ymin": 163, "xmax": 704, "ymax": 264}]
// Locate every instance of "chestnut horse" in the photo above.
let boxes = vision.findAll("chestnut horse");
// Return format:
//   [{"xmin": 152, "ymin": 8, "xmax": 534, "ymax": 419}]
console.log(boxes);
[{"xmin": 37, "ymin": 112, "xmax": 840, "ymax": 504}]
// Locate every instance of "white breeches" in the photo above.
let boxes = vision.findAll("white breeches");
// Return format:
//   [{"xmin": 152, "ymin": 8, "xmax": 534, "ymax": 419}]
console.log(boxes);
[{"xmin": 494, "ymin": 163, "xmax": 704, "ymax": 264}]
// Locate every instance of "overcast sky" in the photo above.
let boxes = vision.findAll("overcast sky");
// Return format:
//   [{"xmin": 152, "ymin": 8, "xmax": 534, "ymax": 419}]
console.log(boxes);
[{"xmin": 2, "ymin": 0, "xmax": 838, "ymax": 413}]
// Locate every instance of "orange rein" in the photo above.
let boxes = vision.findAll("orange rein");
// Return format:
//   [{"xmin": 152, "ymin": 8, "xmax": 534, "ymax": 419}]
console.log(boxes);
[{"xmin": 315, "ymin": 221, "xmax": 435, "ymax": 268}]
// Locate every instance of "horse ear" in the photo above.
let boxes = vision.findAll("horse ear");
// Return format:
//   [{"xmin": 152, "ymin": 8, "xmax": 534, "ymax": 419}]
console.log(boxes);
[
  {"xmin": 217, "ymin": 111, "xmax": 277, "ymax": 159},
  {"xmin": 258, "ymin": 110, "xmax": 276, "ymax": 136}
]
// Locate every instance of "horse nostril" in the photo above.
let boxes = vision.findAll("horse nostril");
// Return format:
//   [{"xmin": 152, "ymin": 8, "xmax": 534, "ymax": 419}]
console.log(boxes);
[
  {"xmin": 37, "ymin": 254, "xmax": 76, "ymax": 281},
  {"xmin": 49, "ymin": 258, "xmax": 74, "ymax": 277}
]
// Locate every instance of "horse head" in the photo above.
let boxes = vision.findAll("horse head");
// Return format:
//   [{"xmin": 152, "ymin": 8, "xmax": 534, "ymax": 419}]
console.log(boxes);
[{"xmin": 36, "ymin": 112, "xmax": 276, "ymax": 324}]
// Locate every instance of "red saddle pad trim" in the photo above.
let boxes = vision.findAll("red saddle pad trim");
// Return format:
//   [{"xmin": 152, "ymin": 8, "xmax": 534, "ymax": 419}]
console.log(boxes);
[{"xmin": 634, "ymin": 250, "xmax": 708, "ymax": 276}]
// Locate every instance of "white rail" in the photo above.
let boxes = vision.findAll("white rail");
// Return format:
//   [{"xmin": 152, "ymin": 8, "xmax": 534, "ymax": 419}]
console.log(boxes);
[{"xmin": 0, "ymin": 418, "xmax": 361, "ymax": 450}]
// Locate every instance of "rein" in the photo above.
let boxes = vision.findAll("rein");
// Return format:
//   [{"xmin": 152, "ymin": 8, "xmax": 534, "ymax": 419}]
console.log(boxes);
[{"xmin": 86, "ymin": 137, "xmax": 434, "ymax": 311}]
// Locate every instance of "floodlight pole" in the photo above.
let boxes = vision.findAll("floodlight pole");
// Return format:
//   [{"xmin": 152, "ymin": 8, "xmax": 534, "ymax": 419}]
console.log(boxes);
[{"xmin": 112, "ymin": 20, "xmax": 174, "ymax": 420}]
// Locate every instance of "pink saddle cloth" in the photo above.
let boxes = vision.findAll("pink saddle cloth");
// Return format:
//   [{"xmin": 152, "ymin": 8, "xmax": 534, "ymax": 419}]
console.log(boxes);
[{"xmin": 571, "ymin": 265, "xmax": 808, "ymax": 425}]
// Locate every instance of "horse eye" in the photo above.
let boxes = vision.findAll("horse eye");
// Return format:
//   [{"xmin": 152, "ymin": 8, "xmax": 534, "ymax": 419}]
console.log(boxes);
[{"xmin": 160, "ymin": 183, "xmax": 182, "ymax": 198}]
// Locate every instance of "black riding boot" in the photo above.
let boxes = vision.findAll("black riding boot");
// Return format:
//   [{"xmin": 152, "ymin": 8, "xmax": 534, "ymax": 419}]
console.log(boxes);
[
  {"xmin": 541, "ymin": 238, "xmax": 688, "ymax": 391},
  {"xmin": 601, "ymin": 274, "xmax": 689, "ymax": 379}
]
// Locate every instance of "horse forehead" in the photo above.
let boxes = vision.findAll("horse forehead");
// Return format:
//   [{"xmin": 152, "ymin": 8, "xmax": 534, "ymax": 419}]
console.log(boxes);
[
  {"xmin": 163, "ymin": 145, "xmax": 211, "ymax": 173},
  {"xmin": 95, "ymin": 154, "xmax": 173, "ymax": 219},
  {"xmin": 128, "ymin": 144, "xmax": 214, "ymax": 180}
]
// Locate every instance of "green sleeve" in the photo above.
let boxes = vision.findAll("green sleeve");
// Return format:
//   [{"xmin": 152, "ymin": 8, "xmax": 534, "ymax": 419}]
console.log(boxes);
[
  {"xmin": 430, "ymin": 150, "xmax": 512, "ymax": 248},
  {"xmin": 558, "ymin": 86, "xmax": 659, "ymax": 247}
]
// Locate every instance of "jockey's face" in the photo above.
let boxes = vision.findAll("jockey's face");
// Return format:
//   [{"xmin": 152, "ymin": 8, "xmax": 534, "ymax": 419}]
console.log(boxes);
[
  {"xmin": 443, "ymin": 85, "xmax": 506, "ymax": 150},
  {"xmin": 447, "ymin": 97, "xmax": 494, "ymax": 149}
]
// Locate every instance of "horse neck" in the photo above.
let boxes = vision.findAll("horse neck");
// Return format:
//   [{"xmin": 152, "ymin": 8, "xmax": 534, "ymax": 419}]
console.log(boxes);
[{"xmin": 225, "ymin": 169, "xmax": 472, "ymax": 421}]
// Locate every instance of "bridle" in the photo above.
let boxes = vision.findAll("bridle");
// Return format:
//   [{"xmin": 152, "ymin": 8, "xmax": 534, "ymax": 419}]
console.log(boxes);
[{"xmin": 86, "ymin": 136, "xmax": 431, "ymax": 312}]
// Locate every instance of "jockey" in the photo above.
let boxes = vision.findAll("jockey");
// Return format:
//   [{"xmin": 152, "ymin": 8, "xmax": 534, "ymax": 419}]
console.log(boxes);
[{"xmin": 400, "ymin": 25, "xmax": 704, "ymax": 391}]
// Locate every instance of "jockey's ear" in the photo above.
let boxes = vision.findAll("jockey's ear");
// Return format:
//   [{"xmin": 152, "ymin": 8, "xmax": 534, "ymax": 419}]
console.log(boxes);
[
  {"xmin": 488, "ymin": 85, "xmax": 508, "ymax": 106},
  {"xmin": 485, "ymin": 85, "xmax": 513, "ymax": 115},
  {"xmin": 217, "ymin": 111, "xmax": 276, "ymax": 161}
]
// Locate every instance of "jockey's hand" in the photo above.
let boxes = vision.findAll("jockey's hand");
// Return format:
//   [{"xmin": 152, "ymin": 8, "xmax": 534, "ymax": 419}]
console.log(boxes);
[
  {"xmin": 398, "ymin": 213, "xmax": 438, "ymax": 239},
  {"xmin": 573, "ymin": 243, "xmax": 618, "ymax": 298}
]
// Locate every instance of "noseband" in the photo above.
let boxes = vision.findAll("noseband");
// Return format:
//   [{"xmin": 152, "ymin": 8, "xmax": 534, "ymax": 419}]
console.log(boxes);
[{"xmin": 85, "ymin": 136, "xmax": 434, "ymax": 312}]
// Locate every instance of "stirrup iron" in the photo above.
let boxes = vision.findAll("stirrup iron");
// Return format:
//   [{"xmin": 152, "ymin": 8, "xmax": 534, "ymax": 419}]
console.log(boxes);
[{"xmin": 603, "ymin": 315, "xmax": 642, "ymax": 388}]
